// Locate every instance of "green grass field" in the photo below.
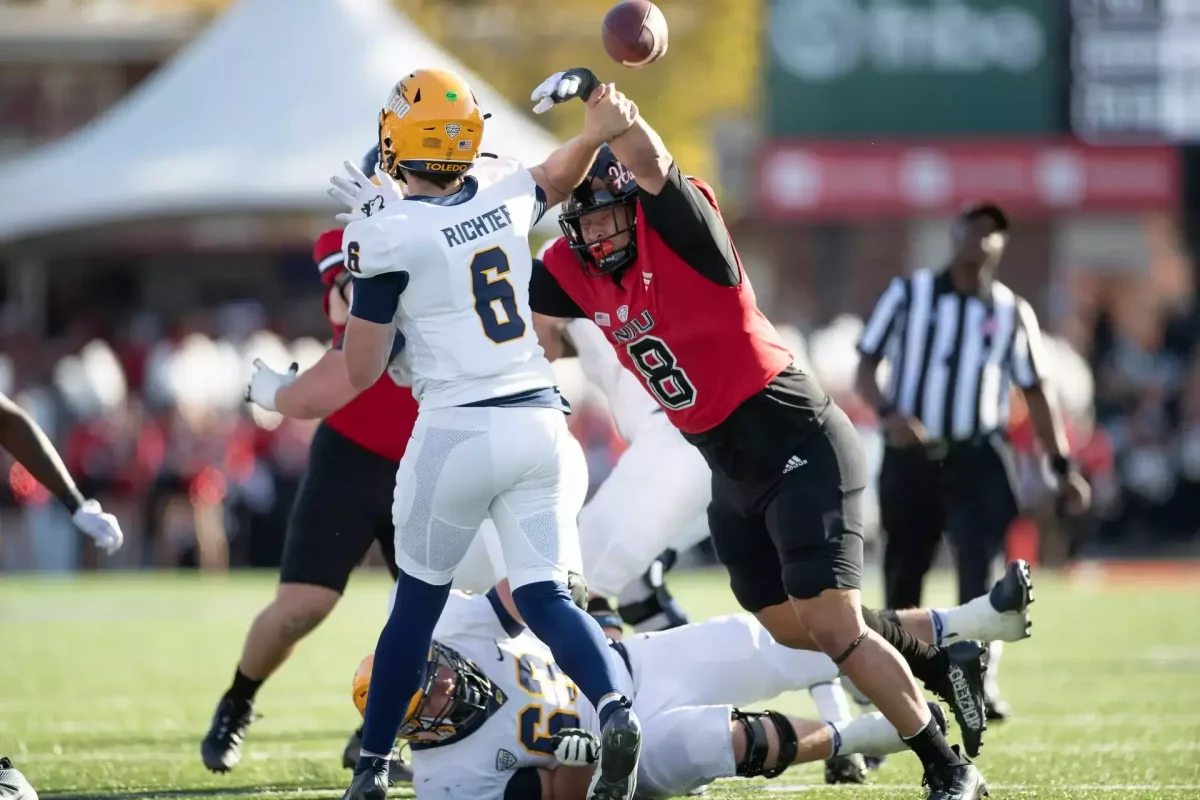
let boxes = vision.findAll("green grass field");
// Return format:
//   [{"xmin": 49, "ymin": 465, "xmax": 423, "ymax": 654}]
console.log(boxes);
[{"xmin": 1, "ymin": 567, "xmax": 1198, "ymax": 799}]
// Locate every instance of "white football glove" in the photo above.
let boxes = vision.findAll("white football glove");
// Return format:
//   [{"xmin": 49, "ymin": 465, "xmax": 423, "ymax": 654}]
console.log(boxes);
[
  {"xmin": 245, "ymin": 358, "xmax": 298, "ymax": 412},
  {"xmin": 72, "ymin": 499, "xmax": 123, "ymax": 556},
  {"xmin": 550, "ymin": 728, "xmax": 600, "ymax": 766},
  {"xmin": 531, "ymin": 68, "xmax": 601, "ymax": 115},
  {"xmin": 328, "ymin": 161, "xmax": 405, "ymax": 225}
]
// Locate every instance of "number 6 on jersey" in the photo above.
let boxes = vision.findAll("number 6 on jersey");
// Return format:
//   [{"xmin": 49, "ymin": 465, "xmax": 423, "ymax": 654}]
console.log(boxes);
[{"xmin": 471, "ymin": 247, "xmax": 527, "ymax": 343}]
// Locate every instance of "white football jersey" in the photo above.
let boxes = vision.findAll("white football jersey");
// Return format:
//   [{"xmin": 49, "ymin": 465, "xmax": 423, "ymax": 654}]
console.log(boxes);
[
  {"xmin": 410, "ymin": 592, "xmax": 609, "ymax": 798},
  {"xmin": 344, "ymin": 158, "xmax": 558, "ymax": 410}
]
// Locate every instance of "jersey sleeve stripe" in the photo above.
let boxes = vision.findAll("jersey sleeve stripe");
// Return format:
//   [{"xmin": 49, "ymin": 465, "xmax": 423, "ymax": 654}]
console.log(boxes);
[
  {"xmin": 317, "ymin": 251, "xmax": 345, "ymax": 275},
  {"xmin": 532, "ymin": 185, "xmax": 549, "ymax": 226}
]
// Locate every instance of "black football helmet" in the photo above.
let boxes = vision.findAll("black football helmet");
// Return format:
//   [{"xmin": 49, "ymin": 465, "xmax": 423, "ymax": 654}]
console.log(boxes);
[
  {"xmin": 397, "ymin": 641, "xmax": 500, "ymax": 745},
  {"xmin": 559, "ymin": 145, "xmax": 639, "ymax": 276}
]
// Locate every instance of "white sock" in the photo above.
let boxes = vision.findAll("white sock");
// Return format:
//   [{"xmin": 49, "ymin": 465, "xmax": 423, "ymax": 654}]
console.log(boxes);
[
  {"xmin": 985, "ymin": 640, "xmax": 1003, "ymax": 696},
  {"xmin": 832, "ymin": 712, "xmax": 911, "ymax": 758},
  {"xmin": 596, "ymin": 693, "xmax": 622, "ymax": 722},
  {"xmin": 809, "ymin": 679, "xmax": 853, "ymax": 723},
  {"xmin": 937, "ymin": 594, "xmax": 1006, "ymax": 642}
]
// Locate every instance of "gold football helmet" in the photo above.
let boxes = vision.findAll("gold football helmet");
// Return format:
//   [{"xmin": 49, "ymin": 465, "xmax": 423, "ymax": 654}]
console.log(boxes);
[{"xmin": 378, "ymin": 69, "xmax": 484, "ymax": 181}]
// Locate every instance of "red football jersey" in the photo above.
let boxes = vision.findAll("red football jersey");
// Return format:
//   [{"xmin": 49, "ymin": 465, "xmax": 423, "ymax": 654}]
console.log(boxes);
[
  {"xmin": 314, "ymin": 227, "xmax": 418, "ymax": 464},
  {"xmin": 542, "ymin": 181, "xmax": 794, "ymax": 435}
]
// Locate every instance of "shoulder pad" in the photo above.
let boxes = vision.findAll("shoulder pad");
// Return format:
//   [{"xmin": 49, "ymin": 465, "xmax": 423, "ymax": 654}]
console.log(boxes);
[
  {"xmin": 342, "ymin": 217, "xmax": 404, "ymax": 279},
  {"xmin": 471, "ymin": 155, "xmax": 527, "ymax": 190}
]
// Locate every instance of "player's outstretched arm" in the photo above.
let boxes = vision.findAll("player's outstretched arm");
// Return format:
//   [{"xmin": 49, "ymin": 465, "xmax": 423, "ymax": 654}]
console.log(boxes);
[
  {"xmin": 0, "ymin": 391, "xmax": 124, "ymax": 554},
  {"xmin": 530, "ymin": 81, "xmax": 637, "ymax": 206},
  {"xmin": 607, "ymin": 116, "xmax": 673, "ymax": 196},
  {"xmin": 274, "ymin": 350, "xmax": 361, "ymax": 419},
  {"xmin": 0, "ymin": 391, "xmax": 85, "ymax": 513}
]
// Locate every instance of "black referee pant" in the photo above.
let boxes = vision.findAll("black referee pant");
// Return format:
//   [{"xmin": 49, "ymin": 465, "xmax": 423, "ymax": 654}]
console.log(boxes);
[{"xmin": 879, "ymin": 436, "xmax": 1020, "ymax": 608}]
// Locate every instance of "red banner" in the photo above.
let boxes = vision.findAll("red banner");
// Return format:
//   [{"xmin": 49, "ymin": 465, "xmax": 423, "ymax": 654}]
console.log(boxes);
[{"xmin": 756, "ymin": 140, "xmax": 1180, "ymax": 219}]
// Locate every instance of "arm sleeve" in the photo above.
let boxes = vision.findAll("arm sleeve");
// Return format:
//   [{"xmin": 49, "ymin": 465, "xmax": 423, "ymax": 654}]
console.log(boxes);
[
  {"xmin": 857, "ymin": 278, "xmax": 907, "ymax": 359},
  {"xmin": 530, "ymin": 258, "xmax": 587, "ymax": 318},
  {"xmin": 349, "ymin": 272, "xmax": 409, "ymax": 324},
  {"xmin": 637, "ymin": 163, "xmax": 739, "ymax": 287},
  {"xmin": 1010, "ymin": 298, "xmax": 1048, "ymax": 390}
]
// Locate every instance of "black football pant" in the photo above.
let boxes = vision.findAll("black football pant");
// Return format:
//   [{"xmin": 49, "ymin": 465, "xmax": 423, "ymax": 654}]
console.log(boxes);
[{"xmin": 879, "ymin": 437, "xmax": 1020, "ymax": 609}]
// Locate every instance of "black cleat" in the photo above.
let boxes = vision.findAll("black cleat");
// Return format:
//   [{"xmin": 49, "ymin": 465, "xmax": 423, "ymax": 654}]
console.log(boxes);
[
  {"xmin": 201, "ymin": 697, "xmax": 255, "ymax": 773},
  {"xmin": 342, "ymin": 728, "xmax": 413, "ymax": 783},
  {"xmin": 341, "ymin": 757, "xmax": 390, "ymax": 800},
  {"xmin": 0, "ymin": 757, "xmax": 37, "ymax": 800},
  {"xmin": 587, "ymin": 701, "xmax": 642, "ymax": 800},
  {"xmin": 933, "ymin": 641, "xmax": 988, "ymax": 758},
  {"xmin": 824, "ymin": 753, "xmax": 868, "ymax": 784},
  {"xmin": 984, "ymin": 695, "xmax": 1011, "ymax": 723},
  {"xmin": 923, "ymin": 748, "xmax": 989, "ymax": 800},
  {"xmin": 989, "ymin": 560, "xmax": 1034, "ymax": 639}
]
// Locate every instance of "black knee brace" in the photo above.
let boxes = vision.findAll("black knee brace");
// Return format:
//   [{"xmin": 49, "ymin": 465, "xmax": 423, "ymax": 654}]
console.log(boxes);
[{"xmin": 732, "ymin": 709, "xmax": 799, "ymax": 779}]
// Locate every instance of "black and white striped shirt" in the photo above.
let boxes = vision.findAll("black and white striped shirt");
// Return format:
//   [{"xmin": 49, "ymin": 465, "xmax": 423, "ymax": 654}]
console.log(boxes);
[{"xmin": 857, "ymin": 269, "xmax": 1047, "ymax": 443}]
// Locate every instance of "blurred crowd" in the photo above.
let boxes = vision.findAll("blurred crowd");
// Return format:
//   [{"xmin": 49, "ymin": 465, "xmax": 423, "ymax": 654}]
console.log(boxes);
[{"xmin": 1, "ymin": 296, "xmax": 1198, "ymax": 574}]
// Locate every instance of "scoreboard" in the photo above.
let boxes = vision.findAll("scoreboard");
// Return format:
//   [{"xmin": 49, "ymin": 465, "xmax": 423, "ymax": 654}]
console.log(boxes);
[{"xmin": 1071, "ymin": 0, "xmax": 1200, "ymax": 142}]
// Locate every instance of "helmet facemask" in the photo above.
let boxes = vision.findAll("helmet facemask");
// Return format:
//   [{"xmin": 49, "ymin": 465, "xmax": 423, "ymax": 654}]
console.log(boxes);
[
  {"xmin": 398, "ymin": 642, "xmax": 493, "ymax": 744},
  {"xmin": 559, "ymin": 180, "xmax": 638, "ymax": 276}
]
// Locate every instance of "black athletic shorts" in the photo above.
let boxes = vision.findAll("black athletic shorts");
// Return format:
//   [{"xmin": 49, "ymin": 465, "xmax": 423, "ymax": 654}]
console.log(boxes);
[
  {"xmin": 279, "ymin": 422, "xmax": 400, "ymax": 592},
  {"xmin": 691, "ymin": 375, "xmax": 867, "ymax": 610}
]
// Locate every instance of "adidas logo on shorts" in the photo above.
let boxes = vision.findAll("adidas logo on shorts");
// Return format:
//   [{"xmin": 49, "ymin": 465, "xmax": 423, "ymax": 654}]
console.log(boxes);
[{"xmin": 783, "ymin": 455, "xmax": 807, "ymax": 474}]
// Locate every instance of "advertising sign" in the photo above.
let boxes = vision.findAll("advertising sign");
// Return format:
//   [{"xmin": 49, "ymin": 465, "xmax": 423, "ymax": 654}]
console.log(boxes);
[{"xmin": 766, "ymin": 0, "xmax": 1062, "ymax": 136}]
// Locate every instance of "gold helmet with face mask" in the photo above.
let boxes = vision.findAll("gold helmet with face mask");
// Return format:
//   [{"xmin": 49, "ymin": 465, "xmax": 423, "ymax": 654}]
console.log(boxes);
[
  {"xmin": 378, "ymin": 70, "xmax": 484, "ymax": 182},
  {"xmin": 352, "ymin": 642, "xmax": 501, "ymax": 745}
]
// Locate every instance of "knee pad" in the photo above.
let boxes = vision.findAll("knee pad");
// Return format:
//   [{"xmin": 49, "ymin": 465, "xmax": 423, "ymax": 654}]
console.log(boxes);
[{"xmin": 732, "ymin": 709, "xmax": 799, "ymax": 779}]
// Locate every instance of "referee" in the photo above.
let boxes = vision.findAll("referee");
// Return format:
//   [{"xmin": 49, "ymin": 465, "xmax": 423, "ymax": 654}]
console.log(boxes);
[{"xmin": 855, "ymin": 202, "xmax": 1091, "ymax": 719}]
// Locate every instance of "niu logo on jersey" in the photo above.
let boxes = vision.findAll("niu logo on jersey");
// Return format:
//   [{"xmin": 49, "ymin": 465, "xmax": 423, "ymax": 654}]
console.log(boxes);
[{"xmin": 611, "ymin": 310, "xmax": 655, "ymax": 344}]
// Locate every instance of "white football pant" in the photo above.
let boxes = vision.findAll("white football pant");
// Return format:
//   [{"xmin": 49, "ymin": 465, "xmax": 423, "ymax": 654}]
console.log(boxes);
[
  {"xmin": 622, "ymin": 613, "xmax": 839, "ymax": 798},
  {"xmin": 392, "ymin": 405, "xmax": 586, "ymax": 590}
]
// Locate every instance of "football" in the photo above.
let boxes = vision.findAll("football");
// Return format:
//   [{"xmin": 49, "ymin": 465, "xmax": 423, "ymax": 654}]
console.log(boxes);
[{"xmin": 602, "ymin": 0, "xmax": 669, "ymax": 68}]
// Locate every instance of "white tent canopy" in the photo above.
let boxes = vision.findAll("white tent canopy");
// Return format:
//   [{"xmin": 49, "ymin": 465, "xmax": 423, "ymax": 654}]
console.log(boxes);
[{"xmin": 0, "ymin": 0, "xmax": 563, "ymax": 243}]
